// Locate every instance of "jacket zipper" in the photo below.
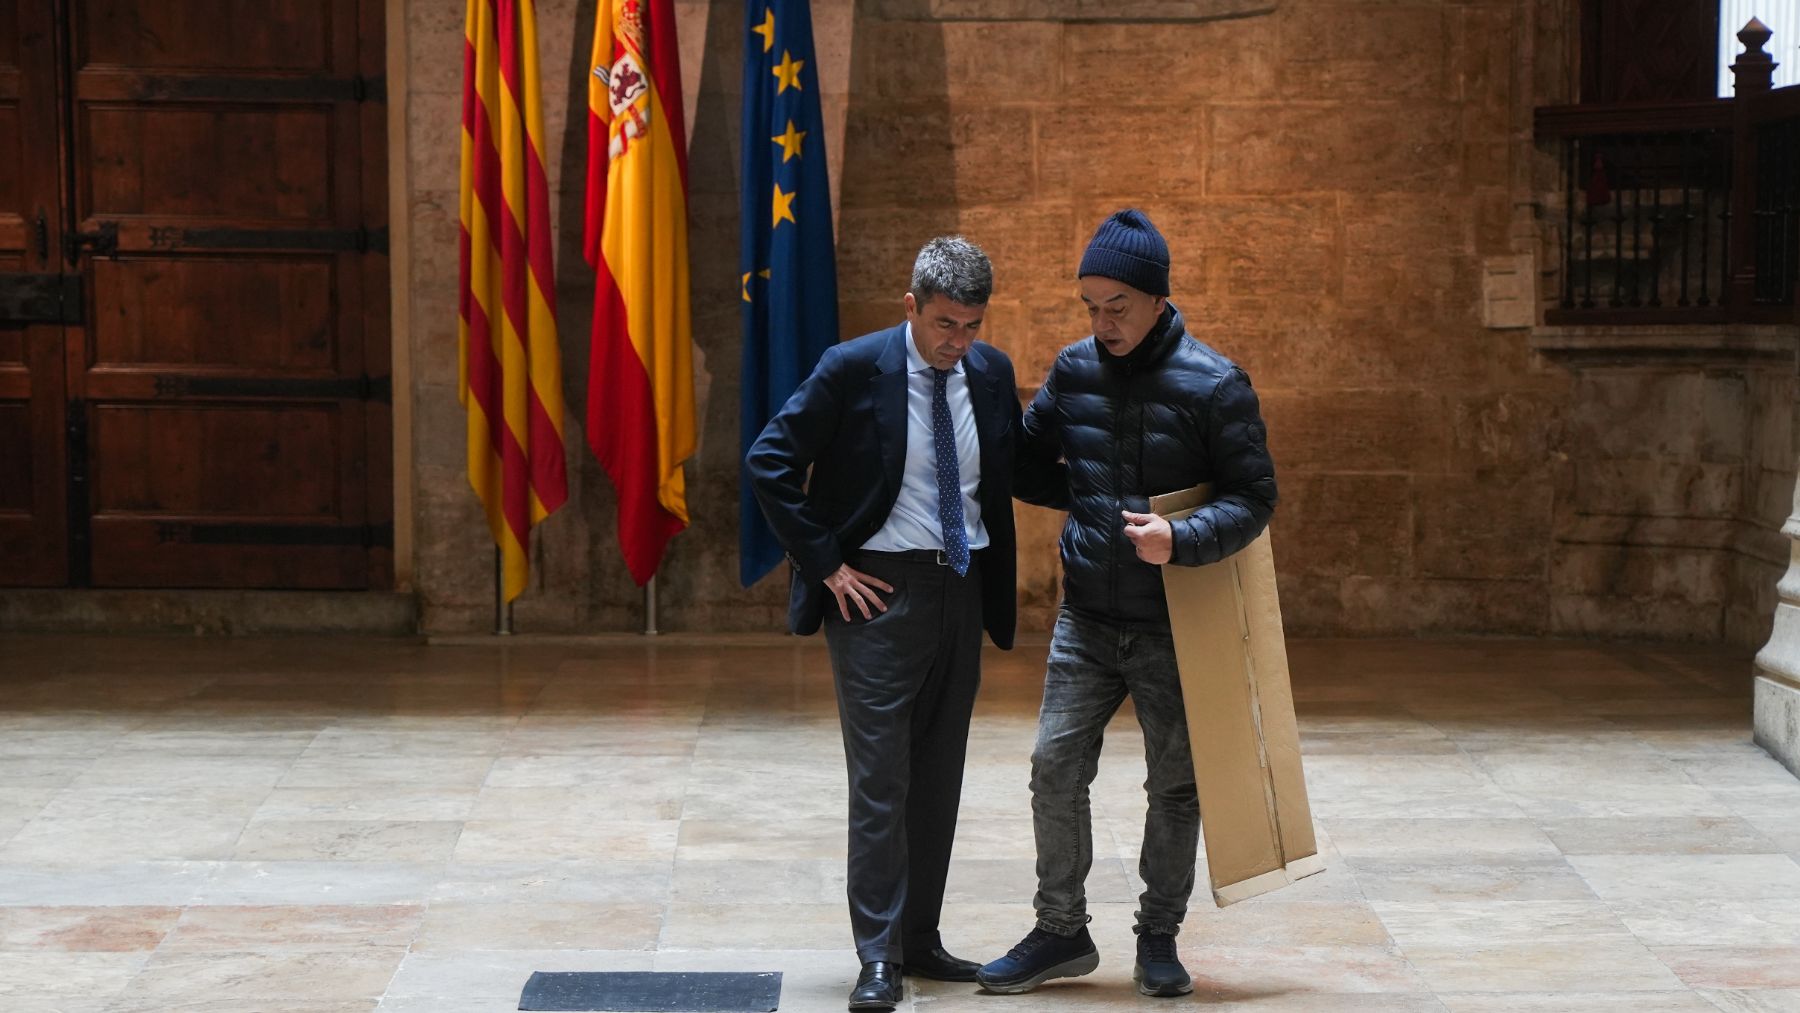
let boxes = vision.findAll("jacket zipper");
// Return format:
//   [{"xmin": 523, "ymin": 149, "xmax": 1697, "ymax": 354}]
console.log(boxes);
[{"xmin": 1110, "ymin": 359, "xmax": 1135, "ymax": 616}]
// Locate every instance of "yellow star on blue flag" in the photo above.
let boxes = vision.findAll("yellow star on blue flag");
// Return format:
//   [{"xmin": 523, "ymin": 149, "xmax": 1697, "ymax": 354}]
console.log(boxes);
[
  {"xmin": 771, "ymin": 50, "xmax": 804, "ymax": 93},
  {"xmin": 772, "ymin": 120, "xmax": 806, "ymax": 162},
  {"xmin": 742, "ymin": 268, "xmax": 771, "ymax": 302},
  {"xmin": 752, "ymin": 8, "xmax": 775, "ymax": 52}
]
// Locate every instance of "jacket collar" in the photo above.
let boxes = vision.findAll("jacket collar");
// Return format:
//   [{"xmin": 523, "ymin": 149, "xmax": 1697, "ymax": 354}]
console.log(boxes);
[
  {"xmin": 873, "ymin": 324, "xmax": 1002, "ymax": 491},
  {"xmin": 1100, "ymin": 302, "xmax": 1185, "ymax": 370},
  {"xmin": 876, "ymin": 324, "xmax": 911, "ymax": 375},
  {"xmin": 882, "ymin": 322, "xmax": 986, "ymax": 378}
]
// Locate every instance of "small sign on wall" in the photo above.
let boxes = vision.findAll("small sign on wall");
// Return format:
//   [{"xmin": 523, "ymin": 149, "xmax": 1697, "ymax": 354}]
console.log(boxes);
[{"xmin": 1483, "ymin": 254, "xmax": 1535, "ymax": 330}]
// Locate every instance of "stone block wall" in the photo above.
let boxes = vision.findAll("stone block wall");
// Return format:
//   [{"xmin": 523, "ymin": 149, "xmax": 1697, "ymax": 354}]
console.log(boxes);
[
  {"xmin": 397, "ymin": 0, "xmax": 1793, "ymax": 642},
  {"xmin": 1527, "ymin": 331, "xmax": 1796, "ymax": 647}
]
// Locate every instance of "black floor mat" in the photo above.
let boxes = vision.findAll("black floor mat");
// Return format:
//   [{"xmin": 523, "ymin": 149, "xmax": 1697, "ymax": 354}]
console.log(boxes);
[{"xmin": 518, "ymin": 971, "xmax": 783, "ymax": 1012}]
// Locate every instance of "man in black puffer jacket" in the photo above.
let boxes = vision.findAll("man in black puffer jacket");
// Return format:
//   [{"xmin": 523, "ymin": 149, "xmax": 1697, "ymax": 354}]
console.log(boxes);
[{"xmin": 977, "ymin": 209, "xmax": 1277, "ymax": 999}]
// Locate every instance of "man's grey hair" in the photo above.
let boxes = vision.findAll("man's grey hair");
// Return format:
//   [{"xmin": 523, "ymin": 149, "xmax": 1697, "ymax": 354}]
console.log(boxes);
[{"xmin": 909, "ymin": 235, "xmax": 992, "ymax": 307}]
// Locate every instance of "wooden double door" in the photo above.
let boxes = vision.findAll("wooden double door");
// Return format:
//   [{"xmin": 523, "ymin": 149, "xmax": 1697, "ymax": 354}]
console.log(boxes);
[{"xmin": 0, "ymin": 0, "xmax": 391, "ymax": 589}]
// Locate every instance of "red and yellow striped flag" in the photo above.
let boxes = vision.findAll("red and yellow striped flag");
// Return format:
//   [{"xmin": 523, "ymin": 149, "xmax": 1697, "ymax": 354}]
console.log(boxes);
[
  {"xmin": 586, "ymin": 0, "xmax": 697, "ymax": 586},
  {"xmin": 458, "ymin": 0, "xmax": 567, "ymax": 602}
]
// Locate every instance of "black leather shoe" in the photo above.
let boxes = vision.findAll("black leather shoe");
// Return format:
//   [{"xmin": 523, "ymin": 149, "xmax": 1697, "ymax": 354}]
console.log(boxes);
[
  {"xmin": 903, "ymin": 944, "xmax": 981, "ymax": 981},
  {"xmin": 848, "ymin": 961, "xmax": 902, "ymax": 1011}
]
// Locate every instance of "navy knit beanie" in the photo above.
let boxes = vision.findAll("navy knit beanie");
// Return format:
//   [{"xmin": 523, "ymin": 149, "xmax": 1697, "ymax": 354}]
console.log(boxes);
[{"xmin": 1078, "ymin": 208, "xmax": 1170, "ymax": 297}]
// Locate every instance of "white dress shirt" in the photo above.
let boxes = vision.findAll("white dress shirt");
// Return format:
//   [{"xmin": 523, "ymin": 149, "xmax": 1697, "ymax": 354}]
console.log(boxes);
[{"xmin": 860, "ymin": 323, "xmax": 989, "ymax": 553}]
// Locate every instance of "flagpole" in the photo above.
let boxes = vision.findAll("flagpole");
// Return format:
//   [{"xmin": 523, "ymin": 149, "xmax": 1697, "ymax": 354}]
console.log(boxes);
[
  {"xmin": 644, "ymin": 575, "xmax": 659, "ymax": 636},
  {"xmin": 494, "ymin": 548, "xmax": 513, "ymax": 636}
]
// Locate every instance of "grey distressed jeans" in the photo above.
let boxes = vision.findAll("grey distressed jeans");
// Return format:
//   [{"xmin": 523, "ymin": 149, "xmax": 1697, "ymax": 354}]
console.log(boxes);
[{"xmin": 1029, "ymin": 607, "xmax": 1199, "ymax": 937}]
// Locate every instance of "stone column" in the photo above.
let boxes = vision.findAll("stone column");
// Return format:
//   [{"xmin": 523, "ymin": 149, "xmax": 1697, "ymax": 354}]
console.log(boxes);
[{"xmin": 1756, "ymin": 471, "xmax": 1800, "ymax": 778}]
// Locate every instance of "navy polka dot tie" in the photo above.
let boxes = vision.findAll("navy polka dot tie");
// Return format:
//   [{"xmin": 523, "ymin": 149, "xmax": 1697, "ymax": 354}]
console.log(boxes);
[{"xmin": 931, "ymin": 368, "xmax": 970, "ymax": 576}]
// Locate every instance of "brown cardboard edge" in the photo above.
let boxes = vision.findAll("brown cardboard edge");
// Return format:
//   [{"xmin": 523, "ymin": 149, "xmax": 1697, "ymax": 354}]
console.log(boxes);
[
  {"xmin": 1150, "ymin": 485, "xmax": 1212, "ymax": 519},
  {"xmin": 1210, "ymin": 852, "xmax": 1328, "ymax": 907}
]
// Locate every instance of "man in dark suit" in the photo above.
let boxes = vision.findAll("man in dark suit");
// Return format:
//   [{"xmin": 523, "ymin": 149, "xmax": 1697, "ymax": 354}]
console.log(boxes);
[{"xmin": 746, "ymin": 236, "xmax": 1019, "ymax": 1012}]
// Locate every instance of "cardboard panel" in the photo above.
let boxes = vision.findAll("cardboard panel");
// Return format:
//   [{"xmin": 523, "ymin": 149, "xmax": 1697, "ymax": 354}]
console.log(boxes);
[{"xmin": 1153, "ymin": 484, "xmax": 1323, "ymax": 906}]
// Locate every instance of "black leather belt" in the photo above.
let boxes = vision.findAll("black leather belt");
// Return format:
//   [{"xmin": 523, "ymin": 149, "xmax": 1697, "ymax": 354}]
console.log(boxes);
[{"xmin": 855, "ymin": 547, "xmax": 982, "ymax": 567}]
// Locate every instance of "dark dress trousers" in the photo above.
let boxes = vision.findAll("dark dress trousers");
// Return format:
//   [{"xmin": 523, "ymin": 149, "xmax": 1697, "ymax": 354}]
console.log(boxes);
[{"xmin": 745, "ymin": 324, "xmax": 1019, "ymax": 963}]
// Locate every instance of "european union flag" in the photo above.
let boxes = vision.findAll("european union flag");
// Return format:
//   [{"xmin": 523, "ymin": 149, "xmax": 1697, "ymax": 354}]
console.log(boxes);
[{"xmin": 739, "ymin": 0, "xmax": 839, "ymax": 587}]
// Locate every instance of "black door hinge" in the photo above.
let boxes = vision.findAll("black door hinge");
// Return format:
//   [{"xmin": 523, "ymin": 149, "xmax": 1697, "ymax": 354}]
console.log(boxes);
[
  {"xmin": 149, "ymin": 374, "xmax": 392, "ymax": 403},
  {"xmin": 145, "ymin": 225, "xmax": 388, "ymax": 255},
  {"xmin": 63, "ymin": 221, "xmax": 119, "ymax": 265},
  {"xmin": 0, "ymin": 274, "xmax": 83, "ymax": 325},
  {"xmin": 154, "ymin": 522, "xmax": 394, "ymax": 549},
  {"xmin": 130, "ymin": 75, "xmax": 387, "ymax": 103}
]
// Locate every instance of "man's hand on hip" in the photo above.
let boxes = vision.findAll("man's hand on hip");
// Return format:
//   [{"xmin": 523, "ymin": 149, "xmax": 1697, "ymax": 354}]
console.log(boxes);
[
  {"xmin": 1122, "ymin": 510, "xmax": 1174, "ymax": 565},
  {"xmin": 824, "ymin": 564, "xmax": 894, "ymax": 622}
]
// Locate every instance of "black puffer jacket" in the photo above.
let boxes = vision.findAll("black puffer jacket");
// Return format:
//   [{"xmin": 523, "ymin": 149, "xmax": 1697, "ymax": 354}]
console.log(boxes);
[{"xmin": 1017, "ymin": 303, "xmax": 1277, "ymax": 629}]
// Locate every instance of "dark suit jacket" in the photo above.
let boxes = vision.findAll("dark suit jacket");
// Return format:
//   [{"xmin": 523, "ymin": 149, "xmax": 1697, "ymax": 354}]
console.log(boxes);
[{"xmin": 745, "ymin": 324, "xmax": 1020, "ymax": 649}]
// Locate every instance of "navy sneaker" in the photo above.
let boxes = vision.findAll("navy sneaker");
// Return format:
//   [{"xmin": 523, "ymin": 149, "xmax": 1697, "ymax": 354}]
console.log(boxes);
[
  {"xmin": 975, "ymin": 926, "xmax": 1100, "ymax": 994},
  {"xmin": 1134, "ymin": 931, "xmax": 1193, "ymax": 997}
]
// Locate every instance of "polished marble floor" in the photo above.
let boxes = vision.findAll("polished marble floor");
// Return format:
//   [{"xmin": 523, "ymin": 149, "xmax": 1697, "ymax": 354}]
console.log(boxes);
[{"xmin": 0, "ymin": 633, "xmax": 1797, "ymax": 1012}]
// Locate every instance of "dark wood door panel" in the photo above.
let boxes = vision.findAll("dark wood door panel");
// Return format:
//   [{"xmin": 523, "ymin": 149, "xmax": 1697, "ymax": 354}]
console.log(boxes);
[
  {"xmin": 0, "ymin": 107, "xmax": 21, "ymax": 216},
  {"xmin": 88, "ymin": 403, "xmax": 347, "ymax": 518},
  {"xmin": 0, "ymin": 0, "xmax": 385, "ymax": 590},
  {"xmin": 0, "ymin": 403, "xmax": 33, "ymax": 508},
  {"xmin": 0, "ymin": 0, "xmax": 17, "ymax": 67},
  {"xmin": 0, "ymin": 268, "xmax": 28, "ymax": 400},
  {"xmin": 84, "ymin": 400, "xmax": 370, "ymax": 590},
  {"xmin": 79, "ymin": 104, "xmax": 336, "ymax": 221},
  {"xmin": 86, "ymin": 526, "xmax": 368, "ymax": 588},
  {"xmin": 0, "ymin": 0, "xmax": 68, "ymax": 587},
  {"xmin": 76, "ymin": 1, "xmax": 337, "ymax": 73},
  {"xmin": 88, "ymin": 256, "xmax": 338, "ymax": 371},
  {"xmin": 57, "ymin": 0, "xmax": 387, "ymax": 590},
  {"xmin": 0, "ymin": 324, "xmax": 67, "ymax": 585},
  {"xmin": 0, "ymin": 5, "xmax": 30, "ymax": 257}
]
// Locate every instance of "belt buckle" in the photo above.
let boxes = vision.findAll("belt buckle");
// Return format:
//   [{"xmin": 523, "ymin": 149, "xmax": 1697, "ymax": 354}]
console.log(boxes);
[{"xmin": 933, "ymin": 549, "xmax": 947, "ymax": 566}]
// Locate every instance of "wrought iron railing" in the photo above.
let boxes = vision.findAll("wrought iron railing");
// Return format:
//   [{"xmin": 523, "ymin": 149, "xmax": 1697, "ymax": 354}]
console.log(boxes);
[
  {"xmin": 1753, "ymin": 111, "xmax": 1800, "ymax": 305},
  {"xmin": 1536, "ymin": 19, "xmax": 1800, "ymax": 325}
]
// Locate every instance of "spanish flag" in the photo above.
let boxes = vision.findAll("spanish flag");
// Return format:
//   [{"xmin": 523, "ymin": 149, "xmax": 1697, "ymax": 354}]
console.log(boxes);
[
  {"xmin": 458, "ymin": 0, "xmax": 568, "ymax": 603},
  {"xmin": 587, "ymin": 0, "xmax": 697, "ymax": 586}
]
